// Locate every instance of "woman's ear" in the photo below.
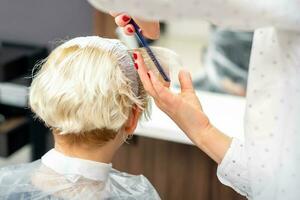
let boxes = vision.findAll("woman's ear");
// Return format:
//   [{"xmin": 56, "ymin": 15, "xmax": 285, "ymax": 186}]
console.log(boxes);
[{"xmin": 124, "ymin": 105, "xmax": 141, "ymax": 135}]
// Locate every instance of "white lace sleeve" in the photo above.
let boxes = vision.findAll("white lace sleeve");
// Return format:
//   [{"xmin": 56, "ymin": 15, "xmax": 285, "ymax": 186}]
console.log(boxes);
[{"xmin": 217, "ymin": 138, "xmax": 251, "ymax": 198}]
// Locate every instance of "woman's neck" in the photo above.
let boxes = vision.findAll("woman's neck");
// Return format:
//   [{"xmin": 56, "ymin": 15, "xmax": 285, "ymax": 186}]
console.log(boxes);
[{"xmin": 54, "ymin": 138, "xmax": 121, "ymax": 164}]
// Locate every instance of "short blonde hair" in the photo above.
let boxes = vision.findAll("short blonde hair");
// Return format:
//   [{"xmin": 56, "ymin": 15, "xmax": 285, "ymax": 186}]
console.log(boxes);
[{"xmin": 29, "ymin": 37, "xmax": 149, "ymax": 138}]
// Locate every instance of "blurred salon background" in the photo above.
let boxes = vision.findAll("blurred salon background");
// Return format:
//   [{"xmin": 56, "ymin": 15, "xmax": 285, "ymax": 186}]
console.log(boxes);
[{"xmin": 0, "ymin": 0, "xmax": 249, "ymax": 199}]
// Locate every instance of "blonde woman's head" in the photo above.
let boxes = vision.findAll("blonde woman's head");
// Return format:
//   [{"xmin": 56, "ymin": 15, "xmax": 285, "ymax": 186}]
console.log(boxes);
[
  {"xmin": 29, "ymin": 36, "xmax": 180, "ymax": 146},
  {"xmin": 29, "ymin": 36, "xmax": 152, "ymax": 145}
]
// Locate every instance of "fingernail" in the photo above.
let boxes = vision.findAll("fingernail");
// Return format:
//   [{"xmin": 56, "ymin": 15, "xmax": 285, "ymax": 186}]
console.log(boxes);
[
  {"xmin": 147, "ymin": 72, "xmax": 151, "ymax": 79},
  {"xmin": 133, "ymin": 52, "xmax": 138, "ymax": 60},
  {"xmin": 134, "ymin": 62, "xmax": 138, "ymax": 70},
  {"xmin": 127, "ymin": 27, "xmax": 134, "ymax": 33},
  {"xmin": 122, "ymin": 15, "xmax": 130, "ymax": 22}
]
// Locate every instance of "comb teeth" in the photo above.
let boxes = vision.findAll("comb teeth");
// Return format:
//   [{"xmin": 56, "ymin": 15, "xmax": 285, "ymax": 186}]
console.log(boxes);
[
  {"xmin": 130, "ymin": 19, "xmax": 170, "ymax": 82},
  {"xmin": 146, "ymin": 47, "xmax": 170, "ymax": 82}
]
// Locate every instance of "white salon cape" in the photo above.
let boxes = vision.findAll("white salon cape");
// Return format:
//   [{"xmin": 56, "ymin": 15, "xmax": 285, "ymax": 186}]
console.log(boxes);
[
  {"xmin": 87, "ymin": 0, "xmax": 300, "ymax": 199},
  {"xmin": 0, "ymin": 149, "xmax": 160, "ymax": 200}
]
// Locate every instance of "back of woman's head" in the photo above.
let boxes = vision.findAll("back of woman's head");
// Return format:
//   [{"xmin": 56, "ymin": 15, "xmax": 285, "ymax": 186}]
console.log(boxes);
[
  {"xmin": 29, "ymin": 36, "xmax": 180, "ymax": 145},
  {"xmin": 30, "ymin": 37, "xmax": 149, "ymax": 141}
]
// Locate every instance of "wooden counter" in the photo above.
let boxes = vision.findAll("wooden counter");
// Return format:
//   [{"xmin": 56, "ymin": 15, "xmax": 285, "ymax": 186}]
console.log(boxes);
[{"xmin": 113, "ymin": 136, "xmax": 246, "ymax": 200}]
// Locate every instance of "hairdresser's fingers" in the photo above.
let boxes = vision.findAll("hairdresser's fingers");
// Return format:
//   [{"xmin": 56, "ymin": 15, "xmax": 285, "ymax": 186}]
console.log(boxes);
[
  {"xmin": 114, "ymin": 13, "xmax": 131, "ymax": 27},
  {"xmin": 133, "ymin": 51, "xmax": 158, "ymax": 98},
  {"xmin": 178, "ymin": 70, "xmax": 195, "ymax": 93},
  {"xmin": 111, "ymin": 12, "xmax": 160, "ymax": 39},
  {"xmin": 123, "ymin": 24, "xmax": 135, "ymax": 36},
  {"xmin": 148, "ymin": 71, "xmax": 176, "ymax": 108}
]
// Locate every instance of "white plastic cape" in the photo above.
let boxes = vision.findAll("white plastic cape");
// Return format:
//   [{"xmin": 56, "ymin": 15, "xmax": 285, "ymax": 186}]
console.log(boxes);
[{"xmin": 0, "ymin": 160, "xmax": 160, "ymax": 200}]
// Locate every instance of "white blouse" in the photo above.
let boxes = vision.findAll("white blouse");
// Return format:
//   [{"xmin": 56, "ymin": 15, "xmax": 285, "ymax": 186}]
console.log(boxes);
[
  {"xmin": 41, "ymin": 149, "xmax": 112, "ymax": 182},
  {"xmin": 87, "ymin": 0, "xmax": 300, "ymax": 199}
]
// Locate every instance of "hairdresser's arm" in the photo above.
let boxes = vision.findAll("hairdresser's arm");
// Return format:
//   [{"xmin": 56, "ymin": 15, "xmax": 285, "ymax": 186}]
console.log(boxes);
[
  {"xmin": 133, "ymin": 51, "xmax": 231, "ymax": 164},
  {"xmin": 87, "ymin": 0, "xmax": 300, "ymax": 31},
  {"xmin": 134, "ymin": 51, "xmax": 251, "ymax": 196}
]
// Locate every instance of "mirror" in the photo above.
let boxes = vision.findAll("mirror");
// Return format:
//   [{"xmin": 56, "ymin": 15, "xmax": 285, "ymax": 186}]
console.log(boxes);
[{"xmin": 155, "ymin": 20, "xmax": 253, "ymax": 97}]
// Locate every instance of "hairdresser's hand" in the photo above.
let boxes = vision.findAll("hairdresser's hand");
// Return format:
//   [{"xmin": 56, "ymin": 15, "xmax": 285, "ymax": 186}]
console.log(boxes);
[
  {"xmin": 110, "ymin": 12, "xmax": 160, "ymax": 39},
  {"xmin": 133, "ymin": 52, "xmax": 232, "ymax": 163},
  {"xmin": 132, "ymin": 51, "xmax": 212, "ymax": 145}
]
